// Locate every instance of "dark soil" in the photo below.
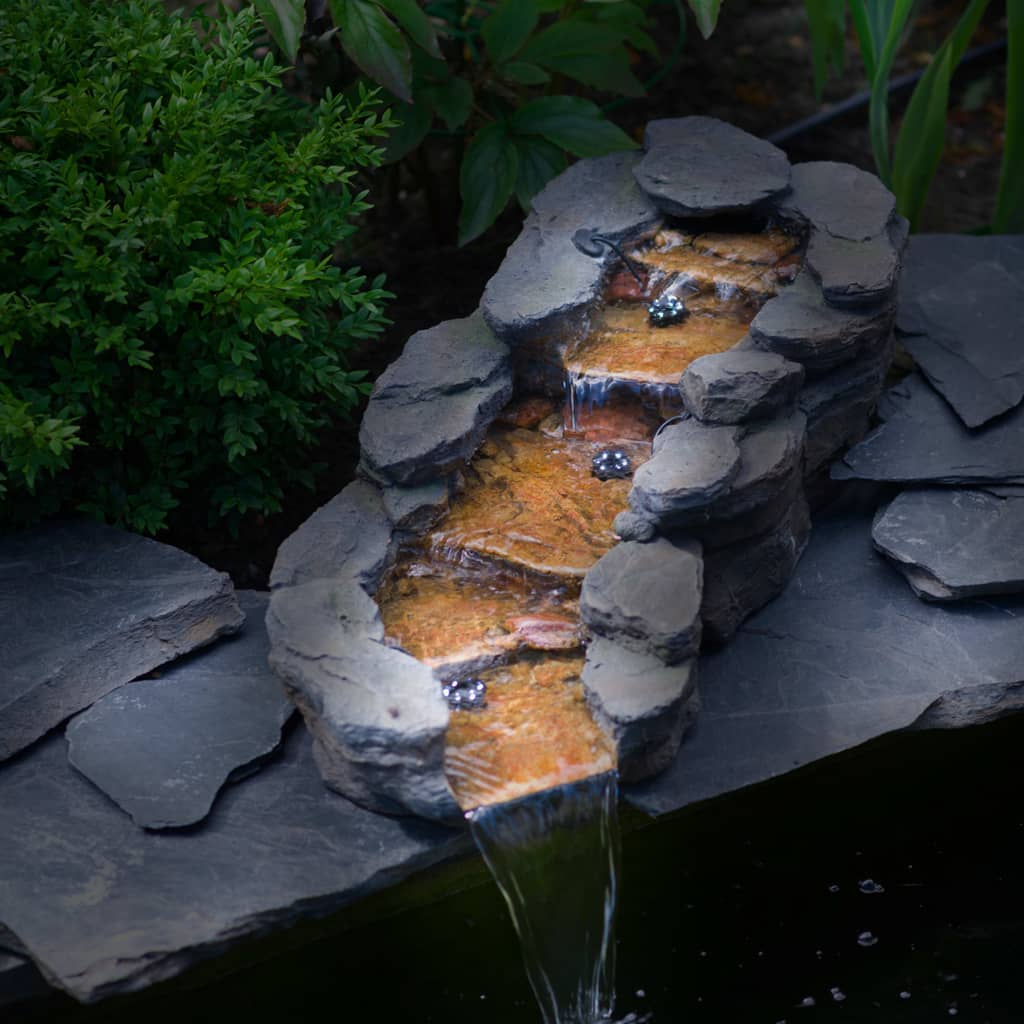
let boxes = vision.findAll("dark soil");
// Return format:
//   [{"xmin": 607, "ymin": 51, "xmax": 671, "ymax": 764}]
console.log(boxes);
[{"xmin": 165, "ymin": 0, "xmax": 1012, "ymax": 586}]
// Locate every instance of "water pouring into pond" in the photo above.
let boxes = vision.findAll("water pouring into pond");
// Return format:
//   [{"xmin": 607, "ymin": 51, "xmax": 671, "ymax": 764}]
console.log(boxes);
[{"xmin": 468, "ymin": 771, "xmax": 622, "ymax": 1024}]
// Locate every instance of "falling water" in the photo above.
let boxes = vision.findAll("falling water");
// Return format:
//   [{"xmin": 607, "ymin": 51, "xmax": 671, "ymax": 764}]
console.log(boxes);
[{"xmin": 467, "ymin": 771, "xmax": 621, "ymax": 1024}]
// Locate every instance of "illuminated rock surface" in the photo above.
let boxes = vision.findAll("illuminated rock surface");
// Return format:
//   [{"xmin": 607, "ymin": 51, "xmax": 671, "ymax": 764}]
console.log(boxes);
[
  {"xmin": 429, "ymin": 427, "xmax": 648, "ymax": 580},
  {"xmin": 680, "ymin": 349, "xmax": 805, "ymax": 425},
  {"xmin": 444, "ymin": 656, "xmax": 616, "ymax": 811}
]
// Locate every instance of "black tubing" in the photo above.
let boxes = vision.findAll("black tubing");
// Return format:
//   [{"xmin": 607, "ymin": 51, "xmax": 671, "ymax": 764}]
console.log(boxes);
[{"xmin": 768, "ymin": 38, "xmax": 1008, "ymax": 146}]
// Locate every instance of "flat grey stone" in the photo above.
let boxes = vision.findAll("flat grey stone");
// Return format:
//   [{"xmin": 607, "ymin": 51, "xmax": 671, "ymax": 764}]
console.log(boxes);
[
  {"xmin": 833, "ymin": 372, "xmax": 1024, "ymax": 486},
  {"xmin": 0, "ymin": 521, "xmax": 243, "ymax": 763},
  {"xmin": 872, "ymin": 487, "xmax": 1024, "ymax": 600},
  {"xmin": 582, "ymin": 638, "xmax": 698, "ymax": 783},
  {"xmin": 665, "ymin": 412, "xmax": 806, "ymax": 540},
  {"xmin": 629, "ymin": 419, "xmax": 742, "ymax": 522},
  {"xmin": 898, "ymin": 234, "xmax": 1024, "ymax": 427},
  {"xmin": 701, "ymin": 488, "xmax": 811, "ymax": 644},
  {"xmin": 805, "ymin": 216, "xmax": 907, "ymax": 309},
  {"xmin": 580, "ymin": 538, "xmax": 703, "ymax": 664},
  {"xmin": 269, "ymin": 479, "xmax": 395, "ymax": 592},
  {"xmin": 359, "ymin": 312, "xmax": 513, "ymax": 487},
  {"xmin": 750, "ymin": 270, "xmax": 895, "ymax": 373},
  {"xmin": 266, "ymin": 580, "xmax": 459, "ymax": 823},
  {"xmin": 626, "ymin": 509, "xmax": 1024, "ymax": 816},
  {"xmin": 65, "ymin": 593, "xmax": 293, "ymax": 830},
  {"xmin": 613, "ymin": 509, "xmax": 657, "ymax": 542},
  {"xmin": 680, "ymin": 349, "xmax": 805, "ymax": 425},
  {"xmin": 775, "ymin": 161, "xmax": 896, "ymax": 241},
  {"xmin": 381, "ymin": 478, "xmax": 450, "ymax": 532},
  {"xmin": 799, "ymin": 335, "xmax": 893, "ymax": 476},
  {"xmin": 482, "ymin": 153, "xmax": 660, "ymax": 343},
  {"xmin": 0, "ymin": 722, "xmax": 466, "ymax": 1003},
  {"xmin": 635, "ymin": 117, "xmax": 791, "ymax": 217}
]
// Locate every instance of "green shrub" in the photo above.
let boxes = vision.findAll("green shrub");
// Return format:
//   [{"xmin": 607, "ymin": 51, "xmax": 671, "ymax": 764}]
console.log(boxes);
[{"xmin": 0, "ymin": 0, "xmax": 395, "ymax": 534}]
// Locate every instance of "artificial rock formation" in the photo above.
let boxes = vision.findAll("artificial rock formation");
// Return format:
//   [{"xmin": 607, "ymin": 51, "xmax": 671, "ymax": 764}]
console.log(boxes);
[{"xmin": 266, "ymin": 115, "xmax": 906, "ymax": 820}]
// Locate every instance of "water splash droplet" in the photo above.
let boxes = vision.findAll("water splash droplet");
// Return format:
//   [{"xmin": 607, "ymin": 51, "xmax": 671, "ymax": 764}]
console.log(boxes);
[
  {"xmin": 858, "ymin": 878, "xmax": 885, "ymax": 894},
  {"xmin": 857, "ymin": 931, "xmax": 879, "ymax": 947},
  {"xmin": 830, "ymin": 986, "xmax": 846, "ymax": 1003}
]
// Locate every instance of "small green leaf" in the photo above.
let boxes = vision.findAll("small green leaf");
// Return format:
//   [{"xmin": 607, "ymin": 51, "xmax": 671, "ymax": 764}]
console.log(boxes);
[
  {"xmin": 422, "ymin": 75, "xmax": 473, "ymax": 130},
  {"xmin": 687, "ymin": 0, "xmax": 721, "ymax": 38},
  {"xmin": 510, "ymin": 95, "xmax": 637, "ymax": 158},
  {"xmin": 377, "ymin": 0, "xmax": 442, "ymax": 58},
  {"xmin": 458, "ymin": 122, "xmax": 519, "ymax": 245},
  {"xmin": 498, "ymin": 60, "xmax": 551, "ymax": 85},
  {"xmin": 512, "ymin": 135, "xmax": 567, "ymax": 209},
  {"xmin": 482, "ymin": 0, "xmax": 539, "ymax": 65},
  {"xmin": 252, "ymin": 0, "xmax": 305, "ymax": 60},
  {"xmin": 330, "ymin": 0, "xmax": 413, "ymax": 102}
]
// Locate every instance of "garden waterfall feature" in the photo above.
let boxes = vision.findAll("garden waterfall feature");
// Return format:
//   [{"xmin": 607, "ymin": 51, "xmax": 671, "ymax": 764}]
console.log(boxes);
[{"xmin": 267, "ymin": 117, "xmax": 905, "ymax": 1021}]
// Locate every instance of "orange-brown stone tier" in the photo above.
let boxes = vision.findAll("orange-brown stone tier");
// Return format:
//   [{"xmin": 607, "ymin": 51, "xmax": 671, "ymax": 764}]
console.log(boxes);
[
  {"xmin": 428, "ymin": 426, "xmax": 649, "ymax": 581},
  {"xmin": 378, "ymin": 554, "xmax": 580, "ymax": 673},
  {"xmin": 444, "ymin": 656, "xmax": 616, "ymax": 810},
  {"xmin": 565, "ymin": 227, "xmax": 801, "ymax": 389}
]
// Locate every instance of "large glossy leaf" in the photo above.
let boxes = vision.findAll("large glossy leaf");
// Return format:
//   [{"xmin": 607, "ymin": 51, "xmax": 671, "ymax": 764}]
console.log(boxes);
[
  {"xmin": 891, "ymin": 0, "xmax": 989, "ymax": 227},
  {"xmin": 498, "ymin": 60, "xmax": 551, "ymax": 85},
  {"xmin": 512, "ymin": 135, "xmax": 567, "ymax": 209},
  {"xmin": 591, "ymin": 1, "xmax": 659, "ymax": 55},
  {"xmin": 994, "ymin": 0, "xmax": 1024, "ymax": 231},
  {"xmin": 804, "ymin": 0, "xmax": 847, "ymax": 100},
  {"xmin": 519, "ymin": 18, "xmax": 622, "ymax": 66},
  {"xmin": 510, "ymin": 96, "xmax": 637, "ymax": 158},
  {"xmin": 687, "ymin": 0, "xmax": 721, "ymax": 38},
  {"xmin": 252, "ymin": 0, "xmax": 305, "ymax": 60},
  {"xmin": 330, "ymin": 0, "xmax": 413, "ymax": 102},
  {"xmin": 421, "ymin": 75, "xmax": 473, "ymax": 130},
  {"xmin": 377, "ymin": 0, "xmax": 442, "ymax": 58},
  {"xmin": 482, "ymin": 0, "xmax": 539, "ymax": 65},
  {"xmin": 382, "ymin": 97, "xmax": 432, "ymax": 162},
  {"xmin": 458, "ymin": 122, "xmax": 519, "ymax": 245},
  {"xmin": 538, "ymin": 49, "xmax": 644, "ymax": 95}
]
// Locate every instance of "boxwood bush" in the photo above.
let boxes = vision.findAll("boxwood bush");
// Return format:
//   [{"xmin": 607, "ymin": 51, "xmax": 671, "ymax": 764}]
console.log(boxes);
[{"xmin": 0, "ymin": 0, "xmax": 394, "ymax": 534}]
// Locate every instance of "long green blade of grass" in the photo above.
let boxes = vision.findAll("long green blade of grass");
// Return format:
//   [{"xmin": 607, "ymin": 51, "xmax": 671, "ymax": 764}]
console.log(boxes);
[
  {"xmin": 891, "ymin": 0, "xmax": 989, "ymax": 228},
  {"xmin": 805, "ymin": 0, "xmax": 848, "ymax": 100},
  {"xmin": 994, "ymin": 0, "xmax": 1024, "ymax": 231},
  {"xmin": 866, "ymin": 0, "xmax": 915, "ymax": 186}
]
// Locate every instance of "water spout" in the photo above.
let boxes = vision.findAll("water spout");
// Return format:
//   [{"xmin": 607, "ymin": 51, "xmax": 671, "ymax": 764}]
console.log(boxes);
[{"xmin": 468, "ymin": 771, "xmax": 621, "ymax": 1023}]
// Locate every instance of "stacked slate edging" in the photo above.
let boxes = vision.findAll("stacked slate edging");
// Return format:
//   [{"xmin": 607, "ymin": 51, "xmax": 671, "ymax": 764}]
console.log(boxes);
[{"xmin": 267, "ymin": 117, "xmax": 907, "ymax": 813}]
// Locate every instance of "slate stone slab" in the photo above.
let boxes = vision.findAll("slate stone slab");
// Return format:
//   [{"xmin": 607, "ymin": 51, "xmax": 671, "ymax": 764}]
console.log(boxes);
[
  {"xmin": 629, "ymin": 419, "xmax": 742, "ymax": 521},
  {"xmin": 775, "ymin": 161, "xmax": 896, "ymax": 241},
  {"xmin": 833, "ymin": 372, "xmax": 1024, "ymax": 486},
  {"xmin": 626, "ymin": 509, "xmax": 1024, "ymax": 817},
  {"xmin": 582, "ymin": 638, "xmax": 699, "ymax": 783},
  {"xmin": 0, "ymin": 521, "xmax": 243, "ymax": 763},
  {"xmin": 872, "ymin": 487, "xmax": 1024, "ymax": 601},
  {"xmin": 269, "ymin": 479, "xmax": 395, "ymax": 592},
  {"xmin": 381, "ymin": 478, "xmax": 450, "ymax": 532},
  {"xmin": 266, "ymin": 580, "xmax": 460, "ymax": 824},
  {"xmin": 679, "ymin": 349, "xmax": 805, "ymax": 425},
  {"xmin": 482, "ymin": 153, "xmax": 660, "ymax": 342},
  {"xmin": 750, "ymin": 271, "xmax": 895, "ymax": 373},
  {"xmin": 580, "ymin": 538, "xmax": 703, "ymax": 664},
  {"xmin": 65, "ymin": 592, "xmax": 293, "ymax": 830},
  {"xmin": 700, "ymin": 489, "xmax": 811, "ymax": 644},
  {"xmin": 897, "ymin": 234, "xmax": 1024, "ymax": 428},
  {"xmin": 0, "ymin": 722, "xmax": 467, "ymax": 1003},
  {"xmin": 805, "ymin": 217, "xmax": 906, "ymax": 309},
  {"xmin": 635, "ymin": 117, "xmax": 791, "ymax": 217},
  {"xmin": 359, "ymin": 312, "xmax": 513, "ymax": 487}
]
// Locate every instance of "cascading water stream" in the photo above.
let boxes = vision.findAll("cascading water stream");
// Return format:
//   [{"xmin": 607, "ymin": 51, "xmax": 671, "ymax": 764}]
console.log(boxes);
[{"xmin": 467, "ymin": 771, "xmax": 622, "ymax": 1024}]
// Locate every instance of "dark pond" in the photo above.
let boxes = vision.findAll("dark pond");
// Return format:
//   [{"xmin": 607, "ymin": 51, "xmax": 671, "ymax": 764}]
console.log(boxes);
[{"xmin": 10, "ymin": 713, "xmax": 1024, "ymax": 1023}]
